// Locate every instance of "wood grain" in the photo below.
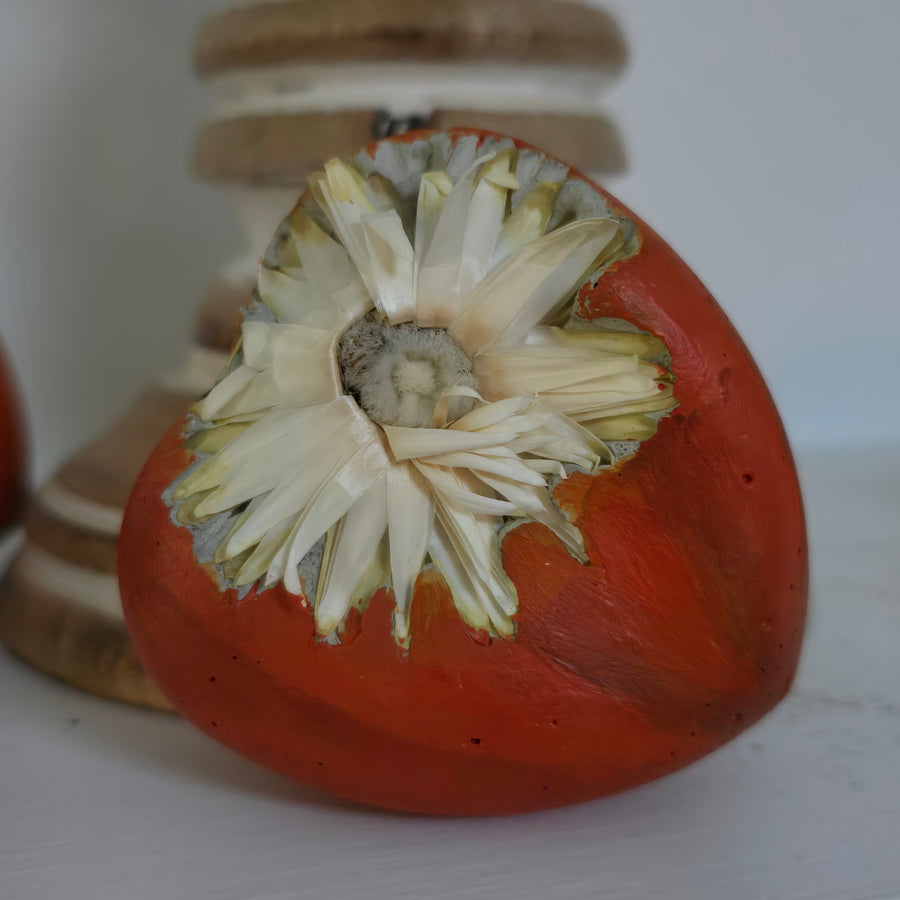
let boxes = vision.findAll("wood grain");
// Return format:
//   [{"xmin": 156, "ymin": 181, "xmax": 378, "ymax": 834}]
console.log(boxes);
[
  {"xmin": 56, "ymin": 388, "xmax": 194, "ymax": 510},
  {"xmin": 0, "ymin": 561, "xmax": 171, "ymax": 710},
  {"xmin": 194, "ymin": 0, "xmax": 627, "ymax": 77}
]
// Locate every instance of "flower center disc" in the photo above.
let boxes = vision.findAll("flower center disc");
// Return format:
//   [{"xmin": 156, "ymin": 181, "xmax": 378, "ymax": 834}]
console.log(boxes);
[{"xmin": 338, "ymin": 313, "xmax": 476, "ymax": 428}]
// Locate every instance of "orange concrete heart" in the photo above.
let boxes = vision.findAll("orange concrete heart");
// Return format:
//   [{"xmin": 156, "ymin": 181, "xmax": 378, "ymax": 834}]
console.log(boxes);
[{"xmin": 119, "ymin": 130, "xmax": 806, "ymax": 816}]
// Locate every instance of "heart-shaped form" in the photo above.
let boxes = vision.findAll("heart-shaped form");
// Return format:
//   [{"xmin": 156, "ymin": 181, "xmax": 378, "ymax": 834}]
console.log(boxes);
[{"xmin": 120, "ymin": 130, "xmax": 806, "ymax": 816}]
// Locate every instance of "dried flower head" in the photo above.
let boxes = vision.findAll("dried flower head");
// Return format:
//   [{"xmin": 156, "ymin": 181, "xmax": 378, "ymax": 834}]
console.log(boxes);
[{"xmin": 171, "ymin": 134, "xmax": 675, "ymax": 646}]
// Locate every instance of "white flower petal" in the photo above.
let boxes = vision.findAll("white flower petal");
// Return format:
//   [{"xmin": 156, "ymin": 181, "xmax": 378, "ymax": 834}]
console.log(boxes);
[
  {"xmin": 533, "ymin": 324, "xmax": 667, "ymax": 361},
  {"xmin": 413, "ymin": 171, "xmax": 453, "ymax": 291},
  {"xmin": 257, "ymin": 265, "xmax": 343, "ymax": 331},
  {"xmin": 220, "ymin": 399, "xmax": 375, "ymax": 553},
  {"xmin": 315, "ymin": 482, "xmax": 389, "ymax": 636},
  {"xmin": 428, "ymin": 522, "xmax": 493, "ymax": 635},
  {"xmin": 193, "ymin": 414, "xmax": 343, "ymax": 520},
  {"xmin": 427, "ymin": 498, "xmax": 517, "ymax": 635},
  {"xmin": 580, "ymin": 413, "xmax": 661, "ymax": 442},
  {"xmin": 288, "ymin": 210, "xmax": 361, "ymax": 290},
  {"xmin": 361, "ymin": 211, "xmax": 415, "ymax": 324},
  {"xmin": 241, "ymin": 321, "xmax": 335, "ymax": 368},
  {"xmin": 448, "ymin": 218, "xmax": 622, "ymax": 355},
  {"xmin": 280, "ymin": 439, "xmax": 392, "ymax": 595},
  {"xmin": 309, "ymin": 160, "xmax": 378, "ymax": 298},
  {"xmin": 212, "ymin": 355, "xmax": 341, "ymax": 419},
  {"xmin": 568, "ymin": 385, "xmax": 676, "ymax": 421},
  {"xmin": 490, "ymin": 180, "xmax": 561, "ymax": 270},
  {"xmin": 415, "ymin": 153, "xmax": 495, "ymax": 327},
  {"xmin": 447, "ymin": 396, "xmax": 533, "ymax": 433},
  {"xmin": 459, "ymin": 148, "xmax": 518, "ymax": 294},
  {"xmin": 383, "ymin": 424, "xmax": 518, "ymax": 461},
  {"xmin": 413, "ymin": 462, "xmax": 519, "ymax": 517},
  {"xmin": 234, "ymin": 517, "xmax": 295, "ymax": 587},
  {"xmin": 509, "ymin": 412, "xmax": 608, "ymax": 470},
  {"xmin": 386, "ymin": 463, "xmax": 434, "ymax": 645},
  {"xmin": 420, "ymin": 449, "xmax": 547, "ymax": 487},
  {"xmin": 182, "ymin": 421, "xmax": 251, "ymax": 456},
  {"xmin": 195, "ymin": 364, "xmax": 257, "ymax": 422},
  {"xmin": 470, "ymin": 470, "xmax": 587, "ymax": 564},
  {"xmin": 175, "ymin": 405, "xmax": 329, "ymax": 501}
]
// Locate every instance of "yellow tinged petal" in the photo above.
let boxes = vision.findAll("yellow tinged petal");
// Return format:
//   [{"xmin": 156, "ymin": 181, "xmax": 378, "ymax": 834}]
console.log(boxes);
[
  {"xmin": 183, "ymin": 422, "xmax": 251, "ymax": 455},
  {"xmin": 491, "ymin": 181, "xmax": 561, "ymax": 270},
  {"xmin": 315, "ymin": 483, "xmax": 389, "ymax": 636},
  {"xmin": 386, "ymin": 463, "xmax": 433, "ymax": 646},
  {"xmin": 449, "ymin": 218, "xmax": 622, "ymax": 355},
  {"xmin": 361, "ymin": 211, "xmax": 415, "ymax": 324},
  {"xmin": 581, "ymin": 413, "xmax": 661, "ymax": 442},
  {"xmin": 383, "ymin": 425, "xmax": 519, "ymax": 461}
]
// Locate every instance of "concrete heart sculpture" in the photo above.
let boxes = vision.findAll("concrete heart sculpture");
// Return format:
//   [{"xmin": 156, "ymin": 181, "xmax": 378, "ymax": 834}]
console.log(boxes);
[{"xmin": 120, "ymin": 130, "xmax": 807, "ymax": 816}]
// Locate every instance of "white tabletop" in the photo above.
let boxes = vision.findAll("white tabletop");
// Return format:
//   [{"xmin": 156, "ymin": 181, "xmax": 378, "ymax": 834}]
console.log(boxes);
[{"xmin": 1, "ymin": 441, "xmax": 897, "ymax": 900}]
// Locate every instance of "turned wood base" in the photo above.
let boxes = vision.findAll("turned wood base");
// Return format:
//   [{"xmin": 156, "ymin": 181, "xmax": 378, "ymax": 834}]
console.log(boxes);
[{"xmin": 0, "ymin": 557, "xmax": 171, "ymax": 710}]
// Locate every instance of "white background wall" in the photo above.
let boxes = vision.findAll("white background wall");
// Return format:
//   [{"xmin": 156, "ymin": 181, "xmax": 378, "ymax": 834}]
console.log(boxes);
[{"xmin": 0, "ymin": 0, "xmax": 897, "ymax": 484}]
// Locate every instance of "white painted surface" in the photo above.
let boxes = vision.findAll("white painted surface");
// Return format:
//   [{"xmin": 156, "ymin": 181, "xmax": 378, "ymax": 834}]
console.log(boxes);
[
  {"xmin": 12, "ymin": 544, "xmax": 121, "ymax": 618},
  {"xmin": 1, "ymin": 442, "xmax": 898, "ymax": 899},
  {"xmin": 208, "ymin": 63, "xmax": 614, "ymax": 118}
]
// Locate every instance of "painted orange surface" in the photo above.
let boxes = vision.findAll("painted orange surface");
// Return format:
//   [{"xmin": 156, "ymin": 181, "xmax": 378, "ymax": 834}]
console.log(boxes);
[
  {"xmin": 119, "ymin": 130, "xmax": 807, "ymax": 816},
  {"xmin": 0, "ymin": 341, "xmax": 25, "ymax": 531}
]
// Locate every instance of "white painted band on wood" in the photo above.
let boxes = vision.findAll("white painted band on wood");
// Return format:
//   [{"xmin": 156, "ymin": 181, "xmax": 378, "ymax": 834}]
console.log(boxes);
[
  {"xmin": 15, "ymin": 544, "xmax": 124, "ymax": 620},
  {"xmin": 38, "ymin": 480, "xmax": 124, "ymax": 536},
  {"xmin": 207, "ymin": 62, "xmax": 611, "ymax": 120},
  {"xmin": 156, "ymin": 345, "xmax": 230, "ymax": 396}
]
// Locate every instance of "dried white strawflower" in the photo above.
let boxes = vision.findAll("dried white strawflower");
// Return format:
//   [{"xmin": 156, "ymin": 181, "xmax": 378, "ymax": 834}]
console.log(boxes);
[{"xmin": 171, "ymin": 134, "xmax": 675, "ymax": 646}]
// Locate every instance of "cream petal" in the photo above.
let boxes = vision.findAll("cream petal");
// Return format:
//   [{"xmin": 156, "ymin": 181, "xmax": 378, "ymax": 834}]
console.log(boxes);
[
  {"xmin": 315, "ymin": 482, "xmax": 389, "ymax": 636},
  {"xmin": 475, "ymin": 351, "xmax": 640, "ymax": 396},
  {"xmin": 428, "ymin": 523, "xmax": 494, "ymax": 635},
  {"xmin": 568, "ymin": 385, "xmax": 677, "ymax": 421},
  {"xmin": 193, "ymin": 420, "xmax": 340, "ymax": 520},
  {"xmin": 386, "ymin": 463, "xmax": 434, "ymax": 645},
  {"xmin": 420, "ymin": 449, "xmax": 547, "ymax": 487},
  {"xmin": 415, "ymin": 153, "xmax": 495, "ymax": 327},
  {"xmin": 309, "ymin": 160, "xmax": 378, "ymax": 298},
  {"xmin": 383, "ymin": 424, "xmax": 518, "ymax": 461},
  {"xmin": 182, "ymin": 421, "xmax": 252, "ymax": 456},
  {"xmin": 448, "ymin": 218, "xmax": 622, "ymax": 355},
  {"xmin": 257, "ymin": 265, "xmax": 342, "ymax": 330},
  {"xmin": 459, "ymin": 148, "xmax": 518, "ymax": 295},
  {"xmin": 241, "ymin": 321, "xmax": 336, "ymax": 368},
  {"xmin": 175, "ymin": 405, "xmax": 328, "ymax": 501},
  {"xmin": 195, "ymin": 365, "xmax": 257, "ymax": 422},
  {"xmin": 280, "ymin": 440, "xmax": 392, "ymax": 595},
  {"xmin": 233, "ymin": 517, "xmax": 296, "ymax": 587},
  {"xmin": 413, "ymin": 171, "xmax": 453, "ymax": 291},
  {"xmin": 535, "ymin": 324, "xmax": 668, "ymax": 361},
  {"xmin": 428, "ymin": 494, "xmax": 517, "ymax": 633},
  {"xmin": 288, "ymin": 209, "xmax": 360, "ymax": 289},
  {"xmin": 447, "ymin": 396, "xmax": 533, "ymax": 433},
  {"xmin": 413, "ymin": 462, "xmax": 519, "ymax": 517},
  {"xmin": 219, "ymin": 399, "xmax": 375, "ymax": 552},
  {"xmin": 209, "ymin": 353, "xmax": 341, "ymax": 419},
  {"xmin": 361, "ymin": 211, "xmax": 415, "ymax": 324},
  {"xmin": 490, "ymin": 180, "xmax": 560, "ymax": 270},
  {"xmin": 364, "ymin": 172, "xmax": 405, "ymax": 215},
  {"xmin": 581, "ymin": 413, "xmax": 661, "ymax": 442},
  {"xmin": 471, "ymin": 470, "xmax": 587, "ymax": 564}
]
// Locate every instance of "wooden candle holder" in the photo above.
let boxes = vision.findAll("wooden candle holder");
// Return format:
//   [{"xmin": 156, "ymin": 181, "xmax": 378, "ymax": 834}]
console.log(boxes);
[{"xmin": 0, "ymin": 0, "xmax": 628, "ymax": 708}]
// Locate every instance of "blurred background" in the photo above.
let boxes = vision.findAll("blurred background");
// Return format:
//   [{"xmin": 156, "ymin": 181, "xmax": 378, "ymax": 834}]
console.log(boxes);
[
  {"xmin": 0, "ymin": 0, "xmax": 897, "ymax": 484},
  {"xmin": 0, "ymin": 3, "xmax": 898, "ymax": 899}
]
